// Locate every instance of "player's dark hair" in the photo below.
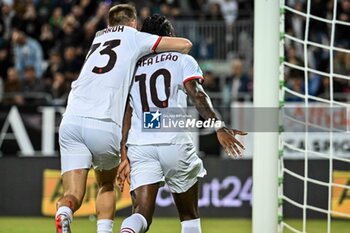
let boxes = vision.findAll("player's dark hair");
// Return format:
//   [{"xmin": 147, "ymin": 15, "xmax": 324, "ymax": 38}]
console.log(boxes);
[
  {"xmin": 109, "ymin": 4, "xmax": 137, "ymax": 26},
  {"xmin": 141, "ymin": 14, "xmax": 175, "ymax": 37}
]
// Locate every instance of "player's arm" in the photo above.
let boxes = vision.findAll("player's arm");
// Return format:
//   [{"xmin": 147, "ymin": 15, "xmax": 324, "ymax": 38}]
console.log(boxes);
[
  {"xmin": 136, "ymin": 32, "xmax": 192, "ymax": 57},
  {"xmin": 120, "ymin": 101, "xmax": 132, "ymax": 154},
  {"xmin": 184, "ymin": 80, "xmax": 247, "ymax": 157},
  {"xmin": 117, "ymin": 101, "xmax": 132, "ymax": 192},
  {"xmin": 155, "ymin": 37, "xmax": 192, "ymax": 54}
]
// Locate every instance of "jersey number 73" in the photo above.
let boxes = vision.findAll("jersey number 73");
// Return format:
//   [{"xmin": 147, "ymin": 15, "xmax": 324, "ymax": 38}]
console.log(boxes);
[{"xmin": 85, "ymin": 39, "xmax": 121, "ymax": 74}]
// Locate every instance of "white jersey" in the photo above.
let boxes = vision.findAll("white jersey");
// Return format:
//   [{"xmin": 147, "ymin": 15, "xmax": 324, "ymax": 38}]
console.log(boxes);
[
  {"xmin": 64, "ymin": 25, "xmax": 160, "ymax": 126},
  {"xmin": 127, "ymin": 52, "xmax": 204, "ymax": 145}
]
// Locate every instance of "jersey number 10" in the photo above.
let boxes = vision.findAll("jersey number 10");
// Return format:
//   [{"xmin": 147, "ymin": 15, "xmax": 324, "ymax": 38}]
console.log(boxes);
[{"xmin": 135, "ymin": 69, "xmax": 171, "ymax": 112}]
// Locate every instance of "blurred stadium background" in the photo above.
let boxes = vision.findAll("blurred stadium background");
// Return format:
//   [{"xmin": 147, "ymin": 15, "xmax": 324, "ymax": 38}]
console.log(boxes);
[{"xmin": 1, "ymin": 0, "xmax": 350, "ymax": 232}]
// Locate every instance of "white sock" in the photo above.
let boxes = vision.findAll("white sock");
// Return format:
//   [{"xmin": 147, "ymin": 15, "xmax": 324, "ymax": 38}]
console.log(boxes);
[
  {"xmin": 181, "ymin": 218, "xmax": 202, "ymax": 233},
  {"xmin": 55, "ymin": 206, "xmax": 73, "ymax": 223},
  {"xmin": 97, "ymin": 219, "xmax": 114, "ymax": 233},
  {"xmin": 120, "ymin": 213, "xmax": 148, "ymax": 233}
]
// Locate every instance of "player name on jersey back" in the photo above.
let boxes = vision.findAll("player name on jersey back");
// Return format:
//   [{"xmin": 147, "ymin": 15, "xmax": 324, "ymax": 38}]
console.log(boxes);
[
  {"xmin": 127, "ymin": 52, "xmax": 204, "ymax": 145},
  {"xmin": 137, "ymin": 53, "xmax": 179, "ymax": 68},
  {"xmin": 63, "ymin": 26, "xmax": 160, "ymax": 126},
  {"xmin": 95, "ymin": 25, "xmax": 125, "ymax": 37}
]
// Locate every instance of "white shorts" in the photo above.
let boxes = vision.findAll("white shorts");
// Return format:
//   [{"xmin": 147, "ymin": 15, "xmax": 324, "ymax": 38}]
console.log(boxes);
[
  {"xmin": 59, "ymin": 115, "xmax": 121, "ymax": 174},
  {"xmin": 128, "ymin": 144, "xmax": 207, "ymax": 194}
]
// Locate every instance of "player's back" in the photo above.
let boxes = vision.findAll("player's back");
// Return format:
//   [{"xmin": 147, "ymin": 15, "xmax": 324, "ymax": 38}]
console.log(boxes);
[
  {"xmin": 64, "ymin": 25, "xmax": 159, "ymax": 126},
  {"xmin": 128, "ymin": 52, "xmax": 204, "ymax": 145}
]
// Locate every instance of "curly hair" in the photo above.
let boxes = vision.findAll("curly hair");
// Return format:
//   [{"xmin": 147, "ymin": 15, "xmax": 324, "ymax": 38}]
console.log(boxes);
[{"xmin": 141, "ymin": 14, "xmax": 175, "ymax": 37}]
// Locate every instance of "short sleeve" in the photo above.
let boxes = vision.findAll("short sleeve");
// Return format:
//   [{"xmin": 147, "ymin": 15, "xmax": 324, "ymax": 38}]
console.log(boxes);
[
  {"xmin": 134, "ymin": 31, "xmax": 161, "ymax": 58},
  {"xmin": 182, "ymin": 55, "xmax": 204, "ymax": 84}
]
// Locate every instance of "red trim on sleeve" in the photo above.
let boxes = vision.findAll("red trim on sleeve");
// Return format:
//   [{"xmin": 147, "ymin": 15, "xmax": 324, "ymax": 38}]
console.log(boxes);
[
  {"xmin": 152, "ymin": 36, "xmax": 162, "ymax": 53},
  {"xmin": 183, "ymin": 76, "xmax": 204, "ymax": 85}
]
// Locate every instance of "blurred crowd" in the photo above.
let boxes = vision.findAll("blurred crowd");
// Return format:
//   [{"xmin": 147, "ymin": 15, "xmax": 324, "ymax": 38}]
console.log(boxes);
[
  {"xmin": 2, "ymin": 0, "xmax": 349, "ymax": 108},
  {"xmin": 284, "ymin": 0, "xmax": 350, "ymax": 102},
  {"xmin": 0, "ymin": 0, "xmax": 254, "ymax": 106}
]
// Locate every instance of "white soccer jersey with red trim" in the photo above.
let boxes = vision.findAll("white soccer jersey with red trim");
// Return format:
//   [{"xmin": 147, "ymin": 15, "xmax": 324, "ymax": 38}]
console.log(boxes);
[
  {"xmin": 127, "ymin": 52, "xmax": 204, "ymax": 145},
  {"xmin": 64, "ymin": 26, "xmax": 160, "ymax": 126}
]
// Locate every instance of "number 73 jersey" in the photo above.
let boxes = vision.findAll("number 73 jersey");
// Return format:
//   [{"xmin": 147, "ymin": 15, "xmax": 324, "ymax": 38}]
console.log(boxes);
[
  {"xmin": 64, "ymin": 26, "xmax": 160, "ymax": 126},
  {"xmin": 127, "ymin": 52, "xmax": 204, "ymax": 145}
]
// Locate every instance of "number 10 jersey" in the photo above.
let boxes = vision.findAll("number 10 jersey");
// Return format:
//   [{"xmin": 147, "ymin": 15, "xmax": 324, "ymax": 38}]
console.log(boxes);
[{"xmin": 127, "ymin": 52, "xmax": 204, "ymax": 145}]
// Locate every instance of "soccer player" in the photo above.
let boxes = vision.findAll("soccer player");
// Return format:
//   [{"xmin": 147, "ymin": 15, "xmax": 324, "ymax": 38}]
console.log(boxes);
[
  {"xmin": 118, "ymin": 14, "xmax": 247, "ymax": 233},
  {"xmin": 55, "ymin": 4, "xmax": 193, "ymax": 233}
]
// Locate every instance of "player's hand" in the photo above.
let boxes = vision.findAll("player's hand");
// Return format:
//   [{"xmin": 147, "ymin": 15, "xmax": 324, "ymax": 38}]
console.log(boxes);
[
  {"xmin": 117, "ymin": 148, "xmax": 131, "ymax": 192},
  {"xmin": 117, "ymin": 159, "xmax": 130, "ymax": 192},
  {"xmin": 216, "ymin": 127, "xmax": 247, "ymax": 158}
]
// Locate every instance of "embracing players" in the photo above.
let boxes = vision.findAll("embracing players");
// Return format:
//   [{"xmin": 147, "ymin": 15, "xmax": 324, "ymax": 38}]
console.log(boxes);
[
  {"xmin": 118, "ymin": 14, "xmax": 247, "ymax": 233},
  {"xmin": 55, "ymin": 4, "xmax": 193, "ymax": 233}
]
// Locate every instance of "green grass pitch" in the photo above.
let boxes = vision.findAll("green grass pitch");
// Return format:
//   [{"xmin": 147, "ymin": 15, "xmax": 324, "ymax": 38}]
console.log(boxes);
[
  {"xmin": 0, "ymin": 217, "xmax": 349, "ymax": 232},
  {"xmin": 0, "ymin": 217, "xmax": 246, "ymax": 233}
]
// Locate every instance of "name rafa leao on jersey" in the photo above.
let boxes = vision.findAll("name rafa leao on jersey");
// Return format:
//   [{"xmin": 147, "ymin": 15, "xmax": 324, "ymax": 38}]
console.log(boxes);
[{"xmin": 137, "ymin": 53, "xmax": 179, "ymax": 67}]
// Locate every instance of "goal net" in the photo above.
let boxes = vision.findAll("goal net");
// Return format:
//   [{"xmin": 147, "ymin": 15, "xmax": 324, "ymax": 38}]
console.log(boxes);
[{"xmin": 279, "ymin": 0, "xmax": 350, "ymax": 232}]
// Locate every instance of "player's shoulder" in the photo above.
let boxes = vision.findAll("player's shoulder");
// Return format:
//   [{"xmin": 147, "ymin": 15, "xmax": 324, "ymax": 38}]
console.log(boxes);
[
  {"xmin": 179, "ymin": 54, "xmax": 200, "ymax": 66},
  {"xmin": 165, "ymin": 52, "xmax": 195, "ymax": 62},
  {"xmin": 124, "ymin": 25, "xmax": 140, "ymax": 34},
  {"xmin": 94, "ymin": 25, "xmax": 137, "ymax": 38},
  {"xmin": 164, "ymin": 51, "xmax": 183, "ymax": 60}
]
